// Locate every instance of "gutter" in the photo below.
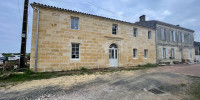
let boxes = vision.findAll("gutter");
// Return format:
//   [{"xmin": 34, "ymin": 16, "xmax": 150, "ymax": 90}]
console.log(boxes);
[{"xmin": 33, "ymin": 6, "xmax": 39, "ymax": 72}]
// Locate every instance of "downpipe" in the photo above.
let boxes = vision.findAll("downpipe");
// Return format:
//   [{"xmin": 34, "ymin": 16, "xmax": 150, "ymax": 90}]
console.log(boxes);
[{"xmin": 33, "ymin": 6, "xmax": 39, "ymax": 72}]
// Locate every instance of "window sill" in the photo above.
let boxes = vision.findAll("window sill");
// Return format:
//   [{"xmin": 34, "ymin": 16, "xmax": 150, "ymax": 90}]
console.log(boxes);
[
  {"xmin": 70, "ymin": 59, "xmax": 80, "ymax": 61},
  {"xmin": 133, "ymin": 57, "xmax": 138, "ymax": 59}
]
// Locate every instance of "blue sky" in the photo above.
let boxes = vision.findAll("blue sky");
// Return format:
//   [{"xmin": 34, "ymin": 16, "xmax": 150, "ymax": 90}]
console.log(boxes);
[{"xmin": 0, "ymin": 0, "xmax": 199, "ymax": 53}]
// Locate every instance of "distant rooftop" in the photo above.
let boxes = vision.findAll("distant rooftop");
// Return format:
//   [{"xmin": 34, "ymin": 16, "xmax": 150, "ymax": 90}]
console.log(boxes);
[{"xmin": 134, "ymin": 15, "xmax": 194, "ymax": 32}]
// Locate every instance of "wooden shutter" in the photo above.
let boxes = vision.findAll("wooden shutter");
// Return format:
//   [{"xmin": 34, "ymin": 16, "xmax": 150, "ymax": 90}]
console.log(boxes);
[
  {"xmin": 173, "ymin": 31, "xmax": 176, "ymax": 41},
  {"xmin": 166, "ymin": 48, "xmax": 168, "ymax": 59},
  {"xmin": 170, "ymin": 32, "xmax": 172, "ymax": 41},
  {"xmin": 174, "ymin": 48, "xmax": 176, "ymax": 59}
]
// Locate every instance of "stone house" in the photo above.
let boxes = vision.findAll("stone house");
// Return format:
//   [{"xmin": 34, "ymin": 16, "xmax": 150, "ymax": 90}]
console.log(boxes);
[
  {"xmin": 30, "ymin": 3, "xmax": 156, "ymax": 72},
  {"xmin": 135, "ymin": 15, "xmax": 195, "ymax": 64},
  {"xmin": 194, "ymin": 41, "xmax": 200, "ymax": 55},
  {"xmin": 194, "ymin": 41, "xmax": 200, "ymax": 62}
]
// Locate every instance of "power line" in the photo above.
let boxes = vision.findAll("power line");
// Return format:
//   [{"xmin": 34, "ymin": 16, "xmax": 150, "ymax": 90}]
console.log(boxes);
[{"xmin": 18, "ymin": 0, "xmax": 22, "ymax": 21}]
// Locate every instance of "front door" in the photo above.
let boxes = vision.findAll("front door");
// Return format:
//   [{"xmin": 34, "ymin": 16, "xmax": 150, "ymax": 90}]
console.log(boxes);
[{"xmin": 109, "ymin": 44, "xmax": 118, "ymax": 67}]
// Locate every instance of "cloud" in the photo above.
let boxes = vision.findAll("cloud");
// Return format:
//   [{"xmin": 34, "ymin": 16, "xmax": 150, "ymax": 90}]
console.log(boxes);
[{"xmin": 0, "ymin": 0, "xmax": 200, "ymax": 53}]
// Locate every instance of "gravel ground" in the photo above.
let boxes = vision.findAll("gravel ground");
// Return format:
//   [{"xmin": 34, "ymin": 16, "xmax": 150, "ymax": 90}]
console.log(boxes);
[{"xmin": 0, "ymin": 64, "xmax": 199, "ymax": 100}]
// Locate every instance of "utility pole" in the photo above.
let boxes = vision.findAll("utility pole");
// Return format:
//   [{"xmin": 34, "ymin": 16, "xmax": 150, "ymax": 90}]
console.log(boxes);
[{"xmin": 20, "ymin": 0, "xmax": 29, "ymax": 69}]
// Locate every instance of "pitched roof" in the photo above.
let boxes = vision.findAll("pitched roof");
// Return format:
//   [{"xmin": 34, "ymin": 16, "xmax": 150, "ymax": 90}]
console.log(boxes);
[
  {"xmin": 31, "ymin": 2, "xmax": 154, "ymax": 30},
  {"xmin": 134, "ymin": 20, "xmax": 194, "ymax": 32}
]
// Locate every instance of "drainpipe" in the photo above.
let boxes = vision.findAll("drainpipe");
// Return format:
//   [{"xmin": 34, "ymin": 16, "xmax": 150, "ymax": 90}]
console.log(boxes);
[
  {"xmin": 33, "ymin": 6, "xmax": 39, "ymax": 72},
  {"xmin": 155, "ymin": 22, "xmax": 158, "ymax": 64}
]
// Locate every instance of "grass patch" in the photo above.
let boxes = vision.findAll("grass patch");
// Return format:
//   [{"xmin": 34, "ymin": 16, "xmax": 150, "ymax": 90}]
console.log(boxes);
[
  {"xmin": 0, "ymin": 63, "xmax": 158, "ymax": 86},
  {"xmin": 188, "ymin": 77, "xmax": 200, "ymax": 99}
]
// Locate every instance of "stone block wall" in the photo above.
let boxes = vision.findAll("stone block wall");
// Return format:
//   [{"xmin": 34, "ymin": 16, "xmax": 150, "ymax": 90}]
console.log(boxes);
[{"xmin": 30, "ymin": 7, "xmax": 156, "ymax": 72}]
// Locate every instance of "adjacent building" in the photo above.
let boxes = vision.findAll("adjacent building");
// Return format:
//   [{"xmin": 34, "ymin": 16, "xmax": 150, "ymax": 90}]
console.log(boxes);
[
  {"xmin": 194, "ymin": 41, "xmax": 200, "ymax": 62},
  {"xmin": 135, "ymin": 15, "xmax": 195, "ymax": 64},
  {"xmin": 30, "ymin": 3, "xmax": 156, "ymax": 72}
]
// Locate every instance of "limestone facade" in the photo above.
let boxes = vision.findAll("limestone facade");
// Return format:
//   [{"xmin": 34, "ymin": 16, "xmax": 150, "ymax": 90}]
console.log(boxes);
[{"xmin": 30, "ymin": 4, "xmax": 156, "ymax": 72}]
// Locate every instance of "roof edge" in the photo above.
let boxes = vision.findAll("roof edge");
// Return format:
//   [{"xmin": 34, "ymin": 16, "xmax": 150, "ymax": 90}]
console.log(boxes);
[{"xmin": 30, "ymin": 2, "xmax": 155, "ymax": 30}]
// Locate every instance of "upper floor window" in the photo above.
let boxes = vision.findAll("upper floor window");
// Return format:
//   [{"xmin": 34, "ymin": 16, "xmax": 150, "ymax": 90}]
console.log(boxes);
[
  {"xmin": 133, "ymin": 49, "xmax": 137, "ymax": 58},
  {"xmin": 188, "ymin": 34, "xmax": 191, "ymax": 43},
  {"xmin": 71, "ymin": 43, "xmax": 80, "ymax": 59},
  {"xmin": 179, "ymin": 33, "xmax": 181, "ymax": 42},
  {"xmin": 144, "ymin": 49, "xmax": 148, "ymax": 58},
  {"xmin": 133, "ymin": 28, "xmax": 137, "ymax": 37},
  {"xmin": 148, "ymin": 31, "xmax": 151, "ymax": 39},
  {"xmin": 71, "ymin": 17, "xmax": 79, "ymax": 30},
  {"xmin": 181, "ymin": 33, "xmax": 184, "ymax": 43},
  {"xmin": 112, "ymin": 24, "xmax": 118, "ymax": 35},
  {"xmin": 161, "ymin": 28, "xmax": 166, "ymax": 41},
  {"xmin": 170, "ymin": 31, "xmax": 176, "ymax": 42}
]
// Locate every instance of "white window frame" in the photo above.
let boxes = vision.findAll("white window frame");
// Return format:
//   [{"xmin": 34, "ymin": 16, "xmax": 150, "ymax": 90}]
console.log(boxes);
[
  {"xmin": 112, "ymin": 24, "xmax": 118, "ymax": 35},
  {"xmin": 71, "ymin": 43, "xmax": 80, "ymax": 60},
  {"xmin": 71, "ymin": 17, "xmax": 79, "ymax": 30},
  {"xmin": 161, "ymin": 48, "xmax": 167, "ymax": 59},
  {"xmin": 133, "ymin": 49, "xmax": 137, "ymax": 59},
  {"xmin": 144, "ymin": 49, "xmax": 148, "ymax": 58}
]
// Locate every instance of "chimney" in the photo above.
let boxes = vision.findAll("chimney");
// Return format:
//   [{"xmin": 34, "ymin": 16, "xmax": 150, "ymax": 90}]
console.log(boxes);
[{"xmin": 139, "ymin": 15, "xmax": 146, "ymax": 22}]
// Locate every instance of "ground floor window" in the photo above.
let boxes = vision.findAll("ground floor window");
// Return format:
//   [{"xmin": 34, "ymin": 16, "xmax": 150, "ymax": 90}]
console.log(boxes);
[
  {"xmin": 190, "ymin": 49, "xmax": 193, "ymax": 59},
  {"xmin": 133, "ymin": 49, "xmax": 137, "ymax": 58},
  {"xmin": 161, "ymin": 48, "xmax": 167, "ymax": 59},
  {"xmin": 171, "ymin": 48, "xmax": 175, "ymax": 59},
  {"xmin": 144, "ymin": 49, "xmax": 148, "ymax": 58},
  {"xmin": 71, "ymin": 43, "xmax": 80, "ymax": 59}
]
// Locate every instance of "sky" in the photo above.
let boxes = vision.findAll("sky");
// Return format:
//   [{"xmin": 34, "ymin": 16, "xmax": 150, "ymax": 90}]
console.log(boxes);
[{"xmin": 0, "ymin": 0, "xmax": 199, "ymax": 53}]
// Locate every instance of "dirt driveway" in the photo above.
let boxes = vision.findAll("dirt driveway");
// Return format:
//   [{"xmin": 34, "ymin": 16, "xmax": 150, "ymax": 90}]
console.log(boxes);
[{"xmin": 0, "ymin": 63, "xmax": 200, "ymax": 100}]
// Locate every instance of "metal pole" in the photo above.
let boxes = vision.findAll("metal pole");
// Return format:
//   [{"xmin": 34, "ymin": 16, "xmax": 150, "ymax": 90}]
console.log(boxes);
[{"xmin": 20, "ymin": 0, "xmax": 29, "ymax": 69}]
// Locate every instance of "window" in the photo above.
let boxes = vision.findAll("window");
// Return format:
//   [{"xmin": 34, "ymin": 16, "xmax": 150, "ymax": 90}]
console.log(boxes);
[
  {"xmin": 171, "ymin": 48, "xmax": 175, "ymax": 59},
  {"xmin": 112, "ymin": 24, "xmax": 118, "ymax": 35},
  {"xmin": 181, "ymin": 33, "xmax": 184, "ymax": 43},
  {"xmin": 170, "ymin": 31, "xmax": 173, "ymax": 41},
  {"xmin": 161, "ymin": 28, "xmax": 165, "ymax": 41},
  {"xmin": 161, "ymin": 48, "xmax": 167, "ymax": 59},
  {"xmin": 133, "ymin": 28, "xmax": 137, "ymax": 37},
  {"xmin": 148, "ymin": 31, "xmax": 151, "ymax": 39},
  {"xmin": 71, "ymin": 43, "xmax": 80, "ymax": 59},
  {"xmin": 188, "ymin": 34, "xmax": 191, "ymax": 43},
  {"xmin": 71, "ymin": 17, "xmax": 79, "ymax": 30},
  {"xmin": 133, "ymin": 49, "xmax": 137, "ymax": 58},
  {"xmin": 170, "ymin": 31, "xmax": 176, "ymax": 42},
  {"xmin": 144, "ymin": 49, "xmax": 148, "ymax": 58},
  {"xmin": 173, "ymin": 31, "xmax": 176, "ymax": 42},
  {"xmin": 179, "ymin": 33, "xmax": 181, "ymax": 42},
  {"xmin": 190, "ymin": 49, "xmax": 193, "ymax": 59}
]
